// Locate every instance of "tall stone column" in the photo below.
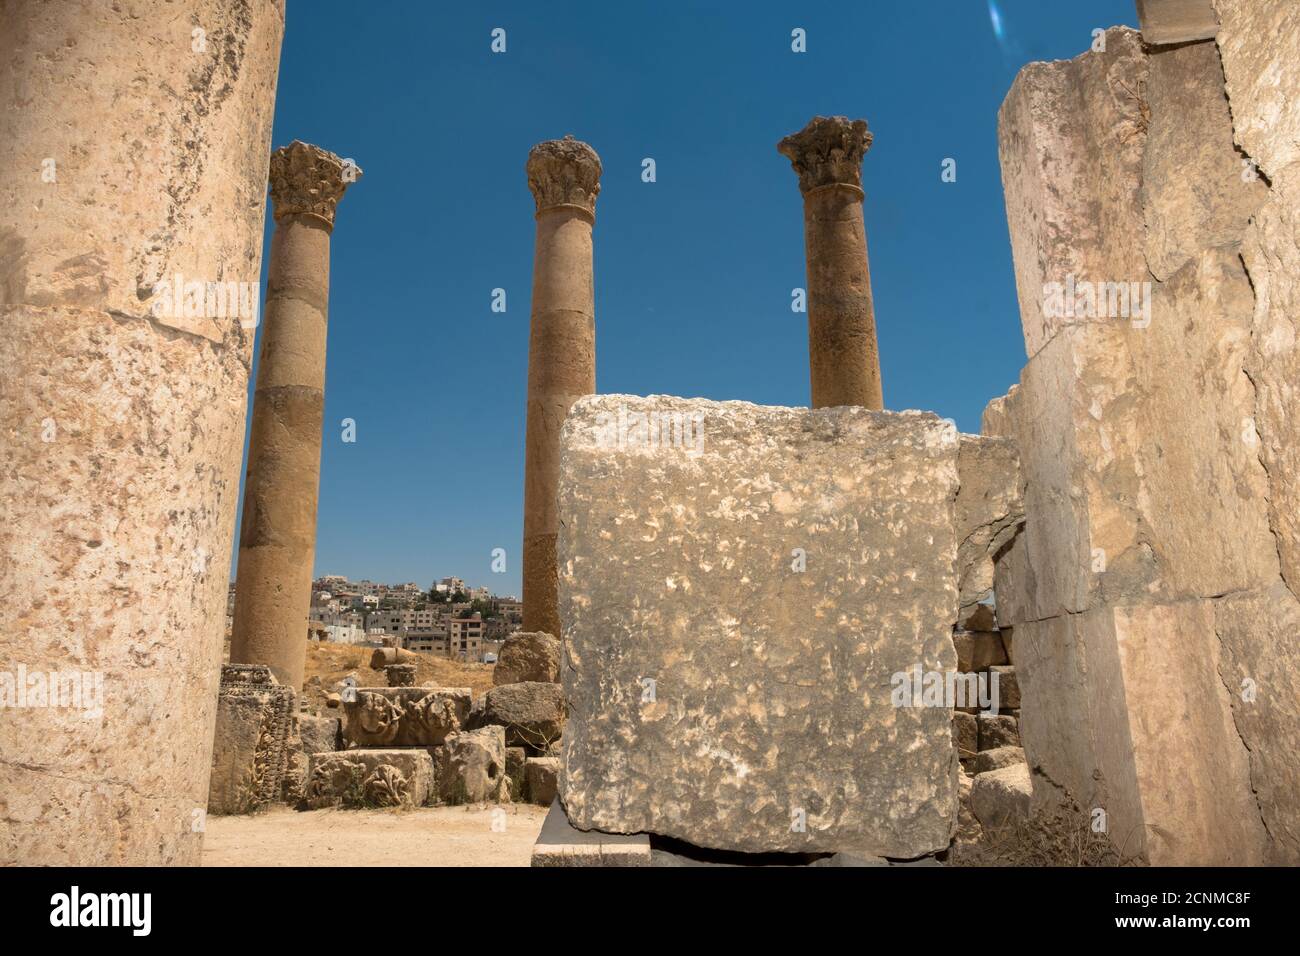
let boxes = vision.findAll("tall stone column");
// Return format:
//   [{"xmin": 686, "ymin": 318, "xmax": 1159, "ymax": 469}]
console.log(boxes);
[
  {"xmin": 0, "ymin": 0, "xmax": 284, "ymax": 865},
  {"xmin": 779, "ymin": 116, "xmax": 884, "ymax": 410},
  {"xmin": 230, "ymin": 142, "xmax": 358, "ymax": 693},
  {"xmin": 523, "ymin": 136, "xmax": 601, "ymax": 637}
]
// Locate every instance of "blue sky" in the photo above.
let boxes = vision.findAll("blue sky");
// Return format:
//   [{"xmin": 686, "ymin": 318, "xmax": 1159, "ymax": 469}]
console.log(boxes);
[{"xmin": 231, "ymin": 0, "xmax": 1138, "ymax": 595}]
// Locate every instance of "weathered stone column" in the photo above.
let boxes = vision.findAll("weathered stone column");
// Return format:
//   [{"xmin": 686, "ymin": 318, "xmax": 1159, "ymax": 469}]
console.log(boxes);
[
  {"xmin": 522, "ymin": 136, "xmax": 601, "ymax": 637},
  {"xmin": 0, "ymin": 0, "xmax": 283, "ymax": 865},
  {"xmin": 779, "ymin": 116, "xmax": 884, "ymax": 410},
  {"xmin": 230, "ymin": 142, "xmax": 358, "ymax": 692}
]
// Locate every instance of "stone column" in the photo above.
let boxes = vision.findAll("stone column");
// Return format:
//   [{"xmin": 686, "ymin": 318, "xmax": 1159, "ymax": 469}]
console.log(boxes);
[
  {"xmin": 0, "ymin": 0, "xmax": 283, "ymax": 865},
  {"xmin": 230, "ymin": 142, "xmax": 358, "ymax": 693},
  {"xmin": 522, "ymin": 136, "xmax": 601, "ymax": 637},
  {"xmin": 779, "ymin": 116, "xmax": 884, "ymax": 410}
]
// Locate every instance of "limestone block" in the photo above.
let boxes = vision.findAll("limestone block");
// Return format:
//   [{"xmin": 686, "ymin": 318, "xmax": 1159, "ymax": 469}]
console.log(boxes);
[
  {"xmin": 386, "ymin": 664, "xmax": 416, "ymax": 687},
  {"xmin": 298, "ymin": 714, "xmax": 341, "ymax": 755},
  {"xmin": 481, "ymin": 682, "xmax": 566, "ymax": 753},
  {"xmin": 990, "ymin": 249, "xmax": 1277, "ymax": 623},
  {"xmin": 207, "ymin": 666, "xmax": 295, "ymax": 816},
  {"xmin": 524, "ymin": 757, "xmax": 560, "ymax": 806},
  {"xmin": 977, "ymin": 714, "xmax": 1020, "ymax": 752},
  {"xmin": 955, "ymin": 436, "xmax": 1023, "ymax": 609},
  {"xmin": 305, "ymin": 749, "xmax": 433, "ymax": 810},
  {"xmin": 952, "ymin": 712, "xmax": 978, "ymax": 762},
  {"xmin": 952, "ymin": 631, "xmax": 1008, "ymax": 673},
  {"xmin": 1213, "ymin": 0, "xmax": 1300, "ymax": 180},
  {"xmin": 493, "ymin": 632, "xmax": 562, "ymax": 685},
  {"xmin": 1141, "ymin": 39, "xmax": 1267, "ymax": 281},
  {"xmin": 435, "ymin": 726, "xmax": 509, "ymax": 804},
  {"xmin": 997, "ymin": 27, "xmax": 1149, "ymax": 358},
  {"xmin": 1213, "ymin": 584, "xmax": 1300, "ymax": 862},
  {"xmin": 971, "ymin": 746, "xmax": 1025, "ymax": 775},
  {"xmin": 559, "ymin": 395, "xmax": 971, "ymax": 857},
  {"xmin": 1137, "ymin": 0, "xmax": 1219, "ymax": 45},
  {"xmin": 955, "ymin": 769, "xmax": 982, "ymax": 845},
  {"xmin": 531, "ymin": 801, "xmax": 651, "ymax": 868},
  {"xmin": 970, "ymin": 764, "xmax": 1032, "ymax": 830},
  {"xmin": 342, "ymin": 687, "xmax": 470, "ymax": 747},
  {"xmin": 958, "ymin": 603, "xmax": 997, "ymax": 632},
  {"xmin": 988, "ymin": 665, "xmax": 1020, "ymax": 710},
  {"xmin": 1013, "ymin": 603, "xmax": 1266, "ymax": 864},
  {"xmin": 506, "ymin": 746, "xmax": 528, "ymax": 800}
]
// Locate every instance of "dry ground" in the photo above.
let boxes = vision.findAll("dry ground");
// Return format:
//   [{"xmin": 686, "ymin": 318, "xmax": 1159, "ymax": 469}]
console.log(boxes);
[
  {"xmin": 300, "ymin": 642, "xmax": 496, "ymax": 711},
  {"xmin": 203, "ymin": 804, "xmax": 548, "ymax": 866}
]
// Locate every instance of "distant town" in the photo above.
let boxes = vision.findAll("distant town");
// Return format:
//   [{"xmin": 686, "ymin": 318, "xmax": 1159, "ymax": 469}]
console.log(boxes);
[{"xmin": 227, "ymin": 575, "xmax": 523, "ymax": 665}]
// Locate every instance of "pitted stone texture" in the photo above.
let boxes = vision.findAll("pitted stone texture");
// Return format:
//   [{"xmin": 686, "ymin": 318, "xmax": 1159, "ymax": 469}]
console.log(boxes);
[
  {"xmin": 1213, "ymin": 1, "xmax": 1300, "ymax": 180},
  {"xmin": 0, "ymin": 1, "xmax": 284, "ymax": 865},
  {"xmin": 558, "ymin": 395, "xmax": 982, "ymax": 857},
  {"xmin": 997, "ymin": 27, "xmax": 1149, "ymax": 358},
  {"xmin": 342, "ymin": 687, "xmax": 471, "ymax": 747},
  {"xmin": 492, "ymin": 632, "xmax": 561, "ymax": 685},
  {"xmin": 435, "ymin": 726, "xmax": 509, "ymax": 804},
  {"xmin": 305, "ymin": 749, "xmax": 433, "ymax": 810},
  {"xmin": 481, "ymin": 682, "xmax": 566, "ymax": 753}
]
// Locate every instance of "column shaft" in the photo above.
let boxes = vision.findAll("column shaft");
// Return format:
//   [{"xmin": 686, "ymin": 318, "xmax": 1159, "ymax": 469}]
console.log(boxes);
[
  {"xmin": 0, "ymin": 0, "xmax": 284, "ymax": 865},
  {"xmin": 522, "ymin": 136, "xmax": 602, "ymax": 638},
  {"xmin": 230, "ymin": 142, "xmax": 357, "ymax": 693}
]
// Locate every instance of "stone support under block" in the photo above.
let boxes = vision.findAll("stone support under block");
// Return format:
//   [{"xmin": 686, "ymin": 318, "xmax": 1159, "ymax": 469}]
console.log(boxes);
[
  {"xmin": 521, "ymin": 136, "xmax": 601, "ymax": 638},
  {"xmin": 779, "ymin": 116, "xmax": 883, "ymax": 410},
  {"xmin": 0, "ymin": 0, "xmax": 284, "ymax": 865},
  {"xmin": 230, "ymin": 142, "xmax": 359, "ymax": 692}
]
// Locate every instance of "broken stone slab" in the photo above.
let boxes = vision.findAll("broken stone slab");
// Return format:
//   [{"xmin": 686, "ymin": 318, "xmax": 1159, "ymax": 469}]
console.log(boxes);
[
  {"xmin": 435, "ymin": 725, "xmax": 509, "ymax": 804},
  {"xmin": 492, "ymin": 631, "xmax": 561, "ymax": 685},
  {"xmin": 342, "ymin": 687, "xmax": 471, "ymax": 747},
  {"xmin": 369, "ymin": 646, "xmax": 417, "ymax": 670},
  {"xmin": 208, "ymin": 665, "xmax": 296, "ymax": 816},
  {"xmin": 955, "ymin": 435, "xmax": 1023, "ymax": 610},
  {"xmin": 970, "ymin": 763, "xmax": 1032, "ymax": 830},
  {"xmin": 481, "ymin": 682, "xmax": 565, "ymax": 753},
  {"xmin": 298, "ymin": 714, "xmax": 341, "ymax": 755},
  {"xmin": 1136, "ymin": 0, "xmax": 1218, "ymax": 45},
  {"xmin": 952, "ymin": 630, "xmax": 1008, "ymax": 673},
  {"xmin": 559, "ymin": 395, "xmax": 1014, "ymax": 857},
  {"xmin": 524, "ymin": 756, "xmax": 560, "ymax": 806},
  {"xmin": 977, "ymin": 713, "xmax": 1020, "ymax": 752},
  {"xmin": 305, "ymin": 748, "xmax": 433, "ymax": 810},
  {"xmin": 971, "ymin": 746, "xmax": 1025, "ymax": 775},
  {"xmin": 531, "ymin": 801, "xmax": 651, "ymax": 868}
]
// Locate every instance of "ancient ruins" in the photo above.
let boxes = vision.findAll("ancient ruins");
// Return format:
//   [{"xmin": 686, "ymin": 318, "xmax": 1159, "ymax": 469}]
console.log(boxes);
[{"xmin": 1, "ymin": 0, "xmax": 1298, "ymax": 870}]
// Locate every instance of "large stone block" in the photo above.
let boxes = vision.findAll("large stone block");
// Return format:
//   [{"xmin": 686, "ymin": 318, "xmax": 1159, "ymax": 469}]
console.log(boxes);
[
  {"xmin": 342, "ymin": 687, "xmax": 471, "ymax": 747},
  {"xmin": 305, "ymin": 749, "xmax": 433, "ymax": 810},
  {"xmin": 1136, "ymin": 0, "xmax": 1219, "ymax": 45},
  {"xmin": 997, "ymin": 27, "xmax": 1148, "ymax": 358},
  {"xmin": 435, "ymin": 726, "xmax": 509, "ymax": 805},
  {"xmin": 954, "ymin": 436, "xmax": 1023, "ymax": 611},
  {"xmin": 558, "ymin": 395, "xmax": 1014, "ymax": 857},
  {"xmin": 492, "ymin": 632, "xmax": 562, "ymax": 685},
  {"xmin": 481, "ymin": 682, "xmax": 565, "ymax": 752},
  {"xmin": 207, "ymin": 665, "xmax": 295, "ymax": 816}
]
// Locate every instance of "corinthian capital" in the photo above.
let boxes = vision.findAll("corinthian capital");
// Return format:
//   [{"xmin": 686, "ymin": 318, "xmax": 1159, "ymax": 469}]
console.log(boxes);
[
  {"xmin": 526, "ymin": 135, "xmax": 602, "ymax": 219},
  {"xmin": 777, "ymin": 116, "xmax": 872, "ymax": 195},
  {"xmin": 268, "ymin": 141, "xmax": 360, "ymax": 229}
]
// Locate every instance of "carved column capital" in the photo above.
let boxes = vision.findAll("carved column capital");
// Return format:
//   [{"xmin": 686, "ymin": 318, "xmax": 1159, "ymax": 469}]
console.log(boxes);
[
  {"xmin": 777, "ymin": 116, "xmax": 872, "ymax": 197},
  {"xmin": 268, "ymin": 141, "xmax": 360, "ymax": 229},
  {"xmin": 526, "ymin": 135, "xmax": 602, "ymax": 220}
]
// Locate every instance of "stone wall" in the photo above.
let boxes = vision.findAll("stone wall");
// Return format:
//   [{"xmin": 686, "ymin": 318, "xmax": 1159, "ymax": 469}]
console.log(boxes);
[{"xmin": 989, "ymin": 20, "xmax": 1300, "ymax": 864}]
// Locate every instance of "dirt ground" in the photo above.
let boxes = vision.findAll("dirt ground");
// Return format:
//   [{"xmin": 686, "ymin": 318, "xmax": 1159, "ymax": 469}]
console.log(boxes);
[
  {"xmin": 298, "ymin": 642, "xmax": 497, "ymax": 711},
  {"xmin": 203, "ymin": 804, "xmax": 548, "ymax": 866}
]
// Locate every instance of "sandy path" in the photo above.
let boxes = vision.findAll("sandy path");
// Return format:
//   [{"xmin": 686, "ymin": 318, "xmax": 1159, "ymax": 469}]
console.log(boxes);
[{"xmin": 203, "ymin": 804, "xmax": 548, "ymax": 866}]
